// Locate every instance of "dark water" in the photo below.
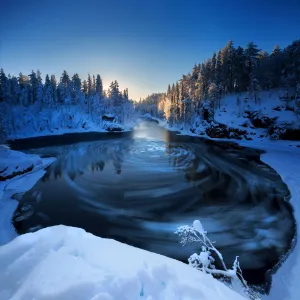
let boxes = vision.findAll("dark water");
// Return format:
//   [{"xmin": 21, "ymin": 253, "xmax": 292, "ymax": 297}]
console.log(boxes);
[{"xmin": 12, "ymin": 123, "xmax": 295, "ymax": 290}]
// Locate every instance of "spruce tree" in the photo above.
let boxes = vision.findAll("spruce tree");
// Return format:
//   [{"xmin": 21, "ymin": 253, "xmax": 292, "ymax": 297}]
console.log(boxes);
[{"xmin": 245, "ymin": 42, "xmax": 261, "ymax": 102}]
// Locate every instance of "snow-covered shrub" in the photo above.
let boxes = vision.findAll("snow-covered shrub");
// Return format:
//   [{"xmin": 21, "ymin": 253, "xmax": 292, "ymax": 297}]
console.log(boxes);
[
  {"xmin": 102, "ymin": 121, "xmax": 124, "ymax": 132},
  {"xmin": 175, "ymin": 220, "xmax": 255, "ymax": 299}
]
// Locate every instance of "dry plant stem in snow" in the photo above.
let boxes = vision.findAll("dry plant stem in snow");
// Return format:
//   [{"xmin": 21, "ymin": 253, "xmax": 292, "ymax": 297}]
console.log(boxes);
[{"xmin": 175, "ymin": 220, "xmax": 252, "ymax": 298}]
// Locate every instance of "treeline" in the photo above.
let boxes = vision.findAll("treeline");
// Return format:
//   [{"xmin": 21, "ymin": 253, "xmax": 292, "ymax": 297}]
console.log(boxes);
[
  {"xmin": 0, "ymin": 69, "xmax": 130, "ymax": 108},
  {"xmin": 137, "ymin": 39, "xmax": 300, "ymax": 125},
  {"xmin": 0, "ymin": 69, "xmax": 134, "ymax": 142}
]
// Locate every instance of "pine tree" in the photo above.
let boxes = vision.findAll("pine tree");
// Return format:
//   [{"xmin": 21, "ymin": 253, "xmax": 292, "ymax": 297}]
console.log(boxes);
[
  {"xmin": 96, "ymin": 74, "xmax": 103, "ymax": 98},
  {"xmin": 108, "ymin": 80, "xmax": 121, "ymax": 107},
  {"xmin": 0, "ymin": 69, "xmax": 8, "ymax": 101},
  {"xmin": 82, "ymin": 80, "xmax": 88, "ymax": 97},
  {"xmin": 271, "ymin": 45, "xmax": 281, "ymax": 56},
  {"xmin": 234, "ymin": 46, "xmax": 247, "ymax": 93},
  {"xmin": 29, "ymin": 70, "xmax": 39, "ymax": 103},
  {"xmin": 87, "ymin": 74, "xmax": 93, "ymax": 97},
  {"xmin": 167, "ymin": 84, "xmax": 171, "ymax": 97},
  {"xmin": 221, "ymin": 40, "xmax": 235, "ymax": 93},
  {"xmin": 245, "ymin": 42, "xmax": 261, "ymax": 102},
  {"xmin": 10, "ymin": 76, "xmax": 20, "ymax": 104},
  {"xmin": 211, "ymin": 52, "xmax": 217, "ymax": 82},
  {"xmin": 215, "ymin": 50, "xmax": 223, "ymax": 98},
  {"xmin": 286, "ymin": 40, "xmax": 300, "ymax": 84},
  {"xmin": 208, "ymin": 83, "xmax": 217, "ymax": 122},
  {"xmin": 18, "ymin": 73, "xmax": 30, "ymax": 106},
  {"xmin": 71, "ymin": 73, "xmax": 81, "ymax": 102},
  {"xmin": 59, "ymin": 70, "xmax": 71, "ymax": 103},
  {"xmin": 50, "ymin": 75, "xmax": 57, "ymax": 106}
]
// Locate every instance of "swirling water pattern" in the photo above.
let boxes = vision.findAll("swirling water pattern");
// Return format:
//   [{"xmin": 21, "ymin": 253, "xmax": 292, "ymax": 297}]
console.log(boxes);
[{"xmin": 13, "ymin": 123, "xmax": 295, "ymax": 287}]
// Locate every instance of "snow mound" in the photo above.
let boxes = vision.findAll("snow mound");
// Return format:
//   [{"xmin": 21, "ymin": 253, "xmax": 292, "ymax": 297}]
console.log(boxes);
[
  {"xmin": 0, "ymin": 226, "xmax": 245, "ymax": 300},
  {"xmin": 0, "ymin": 149, "xmax": 42, "ymax": 181}
]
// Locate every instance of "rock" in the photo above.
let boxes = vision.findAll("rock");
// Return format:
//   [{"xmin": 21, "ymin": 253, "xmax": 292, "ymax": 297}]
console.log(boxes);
[
  {"xmin": 205, "ymin": 123, "xmax": 247, "ymax": 140},
  {"xmin": 268, "ymin": 122, "xmax": 300, "ymax": 140},
  {"xmin": 244, "ymin": 110, "xmax": 278, "ymax": 129},
  {"xmin": 102, "ymin": 114, "xmax": 115, "ymax": 122},
  {"xmin": 244, "ymin": 136, "xmax": 253, "ymax": 141}
]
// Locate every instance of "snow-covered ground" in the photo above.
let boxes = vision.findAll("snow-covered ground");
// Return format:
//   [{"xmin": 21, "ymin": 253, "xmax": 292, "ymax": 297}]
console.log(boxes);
[
  {"xmin": 0, "ymin": 147, "xmax": 56, "ymax": 245},
  {"xmin": 215, "ymin": 90, "xmax": 298, "ymax": 133},
  {"xmin": 0, "ymin": 225, "xmax": 246, "ymax": 300},
  {"xmin": 7, "ymin": 106, "xmax": 135, "ymax": 140},
  {"xmin": 163, "ymin": 89, "xmax": 299, "ymax": 142}
]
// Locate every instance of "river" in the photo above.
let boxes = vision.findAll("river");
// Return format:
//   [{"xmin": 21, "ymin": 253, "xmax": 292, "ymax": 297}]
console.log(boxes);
[{"xmin": 11, "ymin": 122, "xmax": 295, "ymax": 291}]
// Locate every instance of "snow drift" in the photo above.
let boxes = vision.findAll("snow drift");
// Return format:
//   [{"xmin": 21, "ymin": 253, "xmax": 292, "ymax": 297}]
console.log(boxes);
[{"xmin": 0, "ymin": 225, "xmax": 245, "ymax": 300}]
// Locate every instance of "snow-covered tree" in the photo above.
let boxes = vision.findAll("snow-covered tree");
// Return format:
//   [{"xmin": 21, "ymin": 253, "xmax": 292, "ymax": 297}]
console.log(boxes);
[
  {"xmin": 0, "ymin": 69, "xmax": 8, "ymax": 102},
  {"xmin": 245, "ymin": 42, "xmax": 260, "ymax": 103},
  {"xmin": 175, "ymin": 220, "xmax": 252, "ymax": 298},
  {"xmin": 208, "ymin": 82, "xmax": 217, "ymax": 121},
  {"xmin": 96, "ymin": 74, "xmax": 103, "ymax": 99}
]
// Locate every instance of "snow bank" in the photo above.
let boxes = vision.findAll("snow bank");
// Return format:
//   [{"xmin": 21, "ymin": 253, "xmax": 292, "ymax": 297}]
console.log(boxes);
[
  {"xmin": 260, "ymin": 147, "xmax": 300, "ymax": 300},
  {"xmin": 219, "ymin": 139, "xmax": 299, "ymax": 300},
  {"xmin": 0, "ymin": 148, "xmax": 43, "ymax": 180},
  {"xmin": 243, "ymin": 142, "xmax": 300, "ymax": 300},
  {"xmin": 0, "ymin": 148, "xmax": 55, "ymax": 245},
  {"xmin": 0, "ymin": 225, "xmax": 245, "ymax": 300}
]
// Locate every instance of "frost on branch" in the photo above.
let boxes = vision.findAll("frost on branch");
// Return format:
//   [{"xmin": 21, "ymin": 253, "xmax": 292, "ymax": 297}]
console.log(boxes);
[{"xmin": 175, "ymin": 220, "xmax": 256, "ymax": 299}]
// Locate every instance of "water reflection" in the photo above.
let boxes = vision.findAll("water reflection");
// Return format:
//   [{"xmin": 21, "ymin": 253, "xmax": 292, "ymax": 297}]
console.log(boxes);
[{"xmin": 13, "ymin": 123, "xmax": 295, "ymax": 288}]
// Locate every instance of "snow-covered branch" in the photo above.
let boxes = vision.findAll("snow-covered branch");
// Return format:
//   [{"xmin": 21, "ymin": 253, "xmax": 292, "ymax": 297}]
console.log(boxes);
[{"xmin": 175, "ymin": 219, "xmax": 257, "ymax": 299}]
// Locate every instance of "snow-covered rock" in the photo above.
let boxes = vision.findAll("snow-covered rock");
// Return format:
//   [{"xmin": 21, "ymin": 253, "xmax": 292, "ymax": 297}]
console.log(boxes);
[
  {"xmin": 0, "ymin": 225, "xmax": 245, "ymax": 300},
  {"xmin": 0, "ymin": 149, "xmax": 42, "ymax": 181}
]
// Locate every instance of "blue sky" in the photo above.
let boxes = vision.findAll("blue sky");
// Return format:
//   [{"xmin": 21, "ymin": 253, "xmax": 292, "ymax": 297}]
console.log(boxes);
[{"xmin": 1, "ymin": 0, "xmax": 299, "ymax": 100}]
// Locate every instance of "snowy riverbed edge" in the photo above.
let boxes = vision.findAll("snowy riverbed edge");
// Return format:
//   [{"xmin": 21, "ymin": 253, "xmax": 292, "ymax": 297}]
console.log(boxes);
[{"xmin": 0, "ymin": 149, "xmax": 56, "ymax": 245}]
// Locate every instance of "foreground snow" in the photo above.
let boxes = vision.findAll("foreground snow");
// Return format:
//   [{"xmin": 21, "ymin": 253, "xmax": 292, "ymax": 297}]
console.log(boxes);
[
  {"xmin": 0, "ymin": 147, "xmax": 55, "ymax": 245},
  {"xmin": 0, "ymin": 225, "xmax": 245, "ymax": 300}
]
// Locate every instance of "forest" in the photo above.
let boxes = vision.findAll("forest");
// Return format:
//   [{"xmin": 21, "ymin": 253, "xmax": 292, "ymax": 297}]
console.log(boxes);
[
  {"xmin": 136, "ymin": 40, "xmax": 300, "ymax": 128},
  {"xmin": 0, "ymin": 70, "xmax": 134, "ymax": 142}
]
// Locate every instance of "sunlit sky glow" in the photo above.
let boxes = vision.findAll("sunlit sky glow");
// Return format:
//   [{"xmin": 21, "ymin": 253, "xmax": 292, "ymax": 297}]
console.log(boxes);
[{"xmin": 1, "ymin": 0, "xmax": 299, "ymax": 100}]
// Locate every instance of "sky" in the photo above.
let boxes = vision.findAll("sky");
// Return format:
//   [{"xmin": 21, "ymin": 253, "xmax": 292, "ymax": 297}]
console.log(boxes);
[{"xmin": 1, "ymin": 0, "xmax": 300, "ymax": 100}]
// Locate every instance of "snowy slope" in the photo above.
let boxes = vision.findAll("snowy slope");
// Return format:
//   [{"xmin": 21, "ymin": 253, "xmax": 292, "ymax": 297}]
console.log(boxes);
[
  {"xmin": 0, "ymin": 225, "xmax": 246, "ymax": 300},
  {"xmin": 0, "ymin": 147, "xmax": 55, "ymax": 245},
  {"xmin": 7, "ymin": 106, "xmax": 135, "ymax": 140},
  {"xmin": 165, "ymin": 89, "xmax": 299, "ymax": 141},
  {"xmin": 215, "ymin": 90, "xmax": 297, "ymax": 129}
]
